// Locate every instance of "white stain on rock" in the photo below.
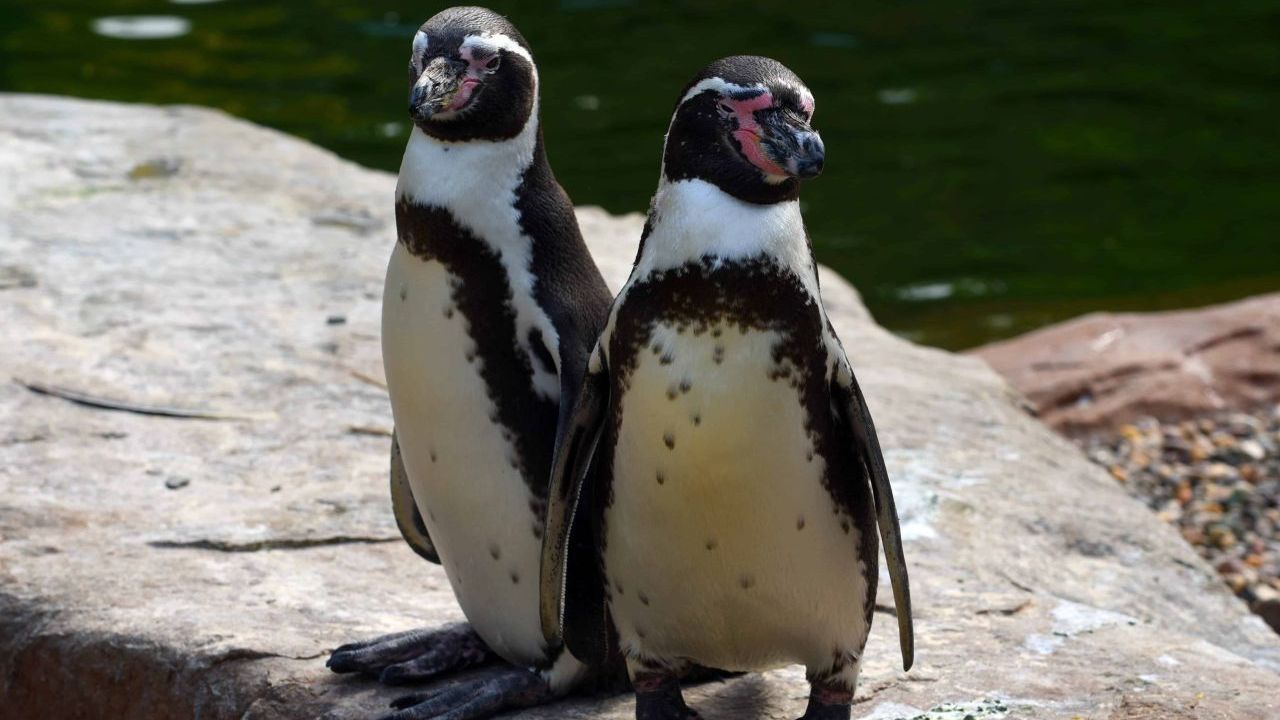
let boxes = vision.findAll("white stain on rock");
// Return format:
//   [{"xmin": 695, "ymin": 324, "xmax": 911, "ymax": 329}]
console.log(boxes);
[{"xmin": 1025, "ymin": 599, "xmax": 1137, "ymax": 655}]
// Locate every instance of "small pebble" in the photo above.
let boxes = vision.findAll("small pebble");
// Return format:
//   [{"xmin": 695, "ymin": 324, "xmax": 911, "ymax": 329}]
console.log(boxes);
[{"xmin": 1083, "ymin": 403, "xmax": 1280, "ymax": 637}]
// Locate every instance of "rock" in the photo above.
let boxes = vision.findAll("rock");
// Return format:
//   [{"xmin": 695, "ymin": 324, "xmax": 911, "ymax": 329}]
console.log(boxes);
[
  {"xmin": 970, "ymin": 294, "xmax": 1280, "ymax": 438},
  {"xmin": 2, "ymin": 94, "xmax": 1279, "ymax": 719}
]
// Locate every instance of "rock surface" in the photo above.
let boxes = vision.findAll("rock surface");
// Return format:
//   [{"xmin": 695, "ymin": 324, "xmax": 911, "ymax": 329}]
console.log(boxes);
[
  {"xmin": 2, "ymin": 94, "xmax": 1280, "ymax": 719},
  {"xmin": 971, "ymin": 295, "xmax": 1280, "ymax": 438}
]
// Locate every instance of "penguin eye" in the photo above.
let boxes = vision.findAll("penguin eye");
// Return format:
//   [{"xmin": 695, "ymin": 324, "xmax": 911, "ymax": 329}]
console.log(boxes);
[
  {"xmin": 484, "ymin": 54, "xmax": 501, "ymax": 73},
  {"xmin": 716, "ymin": 100, "xmax": 734, "ymax": 120}
]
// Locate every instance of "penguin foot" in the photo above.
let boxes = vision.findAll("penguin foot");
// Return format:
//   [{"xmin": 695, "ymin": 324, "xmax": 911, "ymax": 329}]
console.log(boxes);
[
  {"xmin": 633, "ymin": 672, "xmax": 701, "ymax": 720},
  {"xmin": 327, "ymin": 623, "xmax": 495, "ymax": 685},
  {"xmin": 795, "ymin": 680, "xmax": 852, "ymax": 720},
  {"xmin": 378, "ymin": 665, "xmax": 550, "ymax": 720}
]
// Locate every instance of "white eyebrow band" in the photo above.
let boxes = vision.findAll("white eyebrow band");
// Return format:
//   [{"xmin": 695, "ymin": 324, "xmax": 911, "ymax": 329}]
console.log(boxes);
[
  {"xmin": 461, "ymin": 33, "xmax": 533, "ymax": 64},
  {"xmin": 678, "ymin": 77, "xmax": 767, "ymax": 107},
  {"xmin": 412, "ymin": 30, "xmax": 428, "ymax": 55}
]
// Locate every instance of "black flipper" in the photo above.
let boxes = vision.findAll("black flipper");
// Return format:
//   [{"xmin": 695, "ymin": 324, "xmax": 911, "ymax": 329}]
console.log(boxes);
[
  {"xmin": 831, "ymin": 367, "xmax": 914, "ymax": 671},
  {"xmin": 390, "ymin": 430, "xmax": 440, "ymax": 565},
  {"xmin": 539, "ymin": 358, "xmax": 610, "ymax": 663}
]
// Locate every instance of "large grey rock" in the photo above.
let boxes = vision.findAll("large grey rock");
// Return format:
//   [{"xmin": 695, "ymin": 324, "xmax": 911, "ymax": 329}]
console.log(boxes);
[{"xmin": 1, "ymin": 94, "xmax": 1278, "ymax": 719}]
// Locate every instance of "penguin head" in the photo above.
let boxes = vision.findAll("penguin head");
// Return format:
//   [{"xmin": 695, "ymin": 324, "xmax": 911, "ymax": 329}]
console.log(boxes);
[
  {"xmin": 406, "ymin": 7, "xmax": 537, "ymax": 142},
  {"xmin": 664, "ymin": 56, "xmax": 823, "ymax": 204}
]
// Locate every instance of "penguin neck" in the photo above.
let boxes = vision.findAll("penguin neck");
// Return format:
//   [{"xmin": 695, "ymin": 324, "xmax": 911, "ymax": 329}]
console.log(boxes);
[
  {"xmin": 636, "ymin": 177, "xmax": 812, "ymax": 277},
  {"xmin": 395, "ymin": 101, "xmax": 546, "ymax": 216}
]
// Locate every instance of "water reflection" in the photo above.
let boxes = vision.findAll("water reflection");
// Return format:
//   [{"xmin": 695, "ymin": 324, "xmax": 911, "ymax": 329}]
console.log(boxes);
[
  {"xmin": 91, "ymin": 16, "xmax": 190, "ymax": 40},
  {"xmin": 4, "ymin": 0, "xmax": 1277, "ymax": 349}
]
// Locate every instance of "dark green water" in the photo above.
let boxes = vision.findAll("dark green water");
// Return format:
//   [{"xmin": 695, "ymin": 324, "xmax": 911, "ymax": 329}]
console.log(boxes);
[{"xmin": 3, "ymin": 1, "xmax": 1278, "ymax": 349}]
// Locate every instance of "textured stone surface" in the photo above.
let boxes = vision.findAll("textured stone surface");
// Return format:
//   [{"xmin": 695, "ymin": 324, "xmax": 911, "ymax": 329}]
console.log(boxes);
[
  {"xmin": 2, "ymin": 94, "xmax": 1279, "ymax": 719},
  {"xmin": 971, "ymin": 295, "xmax": 1280, "ymax": 438}
]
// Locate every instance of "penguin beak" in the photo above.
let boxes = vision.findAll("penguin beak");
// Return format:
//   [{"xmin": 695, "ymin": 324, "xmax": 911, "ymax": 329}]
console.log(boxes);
[
  {"xmin": 758, "ymin": 112, "xmax": 825, "ymax": 180},
  {"xmin": 409, "ymin": 57, "xmax": 474, "ymax": 121}
]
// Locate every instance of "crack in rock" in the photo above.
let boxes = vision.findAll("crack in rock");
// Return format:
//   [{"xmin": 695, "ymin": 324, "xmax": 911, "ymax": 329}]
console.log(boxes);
[{"xmin": 149, "ymin": 536, "xmax": 398, "ymax": 552}]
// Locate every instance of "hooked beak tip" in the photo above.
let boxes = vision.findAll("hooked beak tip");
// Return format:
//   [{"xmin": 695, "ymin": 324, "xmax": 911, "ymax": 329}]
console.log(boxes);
[{"xmin": 790, "ymin": 132, "xmax": 825, "ymax": 179}]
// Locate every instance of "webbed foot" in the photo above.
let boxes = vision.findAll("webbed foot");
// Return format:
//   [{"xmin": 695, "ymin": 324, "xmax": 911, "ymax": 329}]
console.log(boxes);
[
  {"xmin": 378, "ymin": 665, "xmax": 551, "ymax": 720},
  {"xmin": 633, "ymin": 671, "xmax": 701, "ymax": 720},
  {"xmin": 327, "ymin": 623, "xmax": 495, "ymax": 685},
  {"xmin": 795, "ymin": 680, "xmax": 852, "ymax": 720}
]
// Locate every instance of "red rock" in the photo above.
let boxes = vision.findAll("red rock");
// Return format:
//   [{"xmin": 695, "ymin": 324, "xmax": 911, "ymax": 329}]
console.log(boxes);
[{"xmin": 971, "ymin": 294, "xmax": 1280, "ymax": 437}]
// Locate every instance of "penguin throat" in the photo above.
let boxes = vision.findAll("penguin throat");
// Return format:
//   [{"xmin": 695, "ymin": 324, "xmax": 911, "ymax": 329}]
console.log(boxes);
[{"xmin": 637, "ymin": 178, "xmax": 812, "ymax": 278}]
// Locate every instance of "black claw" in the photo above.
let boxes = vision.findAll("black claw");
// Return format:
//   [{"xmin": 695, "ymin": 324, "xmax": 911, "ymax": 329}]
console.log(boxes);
[
  {"xmin": 380, "ymin": 667, "xmax": 551, "ymax": 720},
  {"xmin": 326, "ymin": 623, "xmax": 495, "ymax": 683}
]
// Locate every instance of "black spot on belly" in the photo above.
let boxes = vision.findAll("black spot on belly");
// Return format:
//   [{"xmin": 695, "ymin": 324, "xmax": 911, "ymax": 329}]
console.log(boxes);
[
  {"xmin": 659, "ymin": 352, "xmax": 673, "ymax": 366},
  {"xmin": 399, "ymin": 286, "xmax": 408, "ymax": 302},
  {"xmin": 395, "ymin": 202, "xmax": 558, "ymax": 504},
  {"xmin": 443, "ymin": 306, "xmax": 454, "ymax": 319},
  {"xmin": 739, "ymin": 575, "xmax": 755, "ymax": 590},
  {"xmin": 663, "ymin": 432, "xmax": 675, "ymax": 450},
  {"xmin": 489, "ymin": 543, "xmax": 501, "ymax": 560},
  {"xmin": 666, "ymin": 384, "xmax": 678, "ymax": 401},
  {"xmin": 510, "ymin": 571, "xmax": 520, "ymax": 584},
  {"xmin": 596, "ymin": 255, "xmax": 879, "ymax": 621},
  {"xmin": 638, "ymin": 591, "xmax": 650, "ymax": 606},
  {"xmin": 615, "ymin": 581, "xmax": 625, "ymax": 596},
  {"xmin": 797, "ymin": 516, "xmax": 806, "ymax": 531},
  {"xmin": 429, "ymin": 449, "xmax": 437, "ymax": 463},
  {"xmin": 841, "ymin": 519, "xmax": 851, "ymax": 534},
  {"xmin": 691, "ymin": 413, "xmax": 701, "ymax": 426},
  {"xmin": 635, "ymin": 626, "xmax": 647, "ymax": 640},
  {"xmin": 656, "ymin": 472, "xmax": 666, "ymax": 486},
  {"xmin": 705, "ymin": 538, "xmax": 718, "ymax": 551},
  {"xmin": 679, "ymin": 379, "xmax": 691, "ymax": 394}
]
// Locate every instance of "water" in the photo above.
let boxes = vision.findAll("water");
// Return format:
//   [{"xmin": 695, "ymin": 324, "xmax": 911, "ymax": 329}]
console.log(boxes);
[{"xmin": 3, "ymin": 0, "xmax": 1277, "ymax": 349}]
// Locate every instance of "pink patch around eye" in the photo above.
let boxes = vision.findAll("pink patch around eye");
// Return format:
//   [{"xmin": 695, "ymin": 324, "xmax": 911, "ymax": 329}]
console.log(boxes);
[
  {"xmin": 447, "ymin": 78, "xmax": 480, "ymax": 111},
  {"xmin": 725, "ymin": 92, "xmax": 785, "ymax": 176},
  {"xmin": 725, "ymin": 92, "xmax": 775, "ymax": 132},
  {"xmin": 732, "ymin": 129, "xmax": 786, "ymax": 177}
]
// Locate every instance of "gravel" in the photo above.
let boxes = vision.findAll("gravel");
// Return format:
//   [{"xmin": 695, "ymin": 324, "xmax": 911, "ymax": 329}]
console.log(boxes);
[{"xmin": 1084, "ymin": 404, "xmax": 1280, "ymax": 634}]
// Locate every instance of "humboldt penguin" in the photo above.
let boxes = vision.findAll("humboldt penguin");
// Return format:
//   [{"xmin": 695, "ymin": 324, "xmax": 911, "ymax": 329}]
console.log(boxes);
[
  {"xmin": 327, "ymin": 7, "xmax": 614, "ymax": 718},
  {"xmin": 541, "ymin": 56, "xmax": 914, "ymax": 720}
]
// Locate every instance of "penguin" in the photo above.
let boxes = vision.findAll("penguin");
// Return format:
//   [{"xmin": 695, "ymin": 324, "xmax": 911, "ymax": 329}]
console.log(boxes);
[
  {"xmin": 540, "ymin": 56, "xmax": 914, "ymax": 720},
  {"xmin": 326, "ymin": 7, "xmax": 614, "ymax": 719}
]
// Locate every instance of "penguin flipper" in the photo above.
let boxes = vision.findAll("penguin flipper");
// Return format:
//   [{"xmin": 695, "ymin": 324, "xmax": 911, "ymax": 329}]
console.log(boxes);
[
  {"xmin": 539, "ymin": 357, "xmax": 610, "ymax": 663},
  {"xmin": 832, "ymin": 371, "xmax": 914, "ymax": 671},
  {"xmin": 390, "ymin": 429, "xmax": 441, "ymax": 565}
]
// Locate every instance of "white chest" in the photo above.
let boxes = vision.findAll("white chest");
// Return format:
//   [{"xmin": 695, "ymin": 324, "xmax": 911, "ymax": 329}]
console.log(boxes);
[
  {"xmin": 381, "ymin": 242, "xmax": 548, "ymax": 667},
  {"xmin": 395, "ymin": 126, "xmax": 559, "ymax": 399},
  {"xmin": 602, "ymin": 321, "xmax": 873, "ymax": 672}
]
